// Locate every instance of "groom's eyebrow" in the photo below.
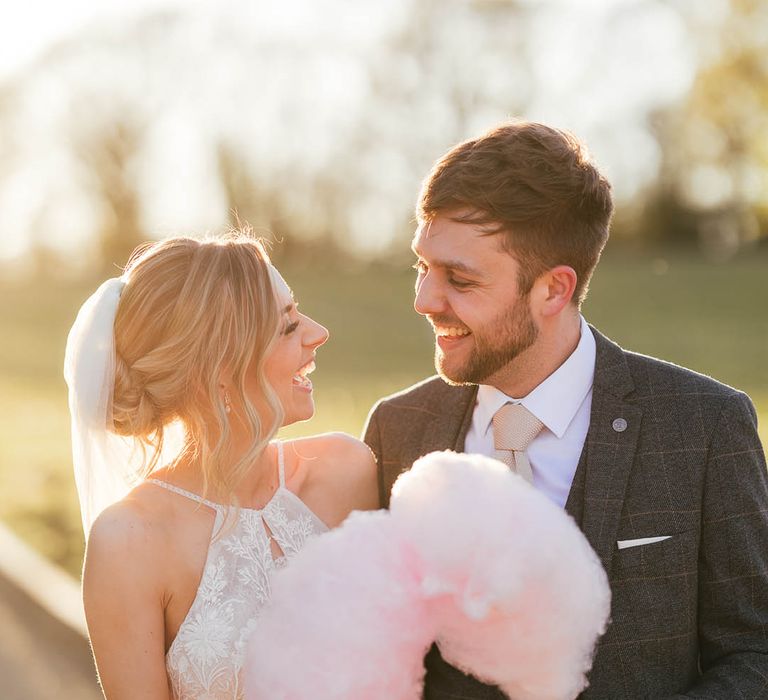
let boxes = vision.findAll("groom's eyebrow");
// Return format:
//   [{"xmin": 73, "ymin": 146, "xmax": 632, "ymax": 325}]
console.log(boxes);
[
  {"xmin": 411, "ymin": 246, "xmax": 482, "ymax": 277},
  {"xmin": 440, "ymin": 260, "xmax": 481, "ymax": 276}
]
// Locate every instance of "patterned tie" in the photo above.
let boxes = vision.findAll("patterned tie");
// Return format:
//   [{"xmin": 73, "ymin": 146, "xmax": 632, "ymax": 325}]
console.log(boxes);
[{"xmin": 492, "ymin": 403, "xmax": 544, "ymax": 484}]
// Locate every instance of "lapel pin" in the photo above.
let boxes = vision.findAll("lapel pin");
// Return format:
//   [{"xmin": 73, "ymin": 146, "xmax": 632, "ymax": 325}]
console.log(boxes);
[{"xmin": 612, "ymin": 418, "xmax": 628, "ymax": 432}]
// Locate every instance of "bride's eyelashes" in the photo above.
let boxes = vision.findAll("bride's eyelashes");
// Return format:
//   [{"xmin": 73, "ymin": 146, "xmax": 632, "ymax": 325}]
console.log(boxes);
[{"xmin": 283, "ymin": 300, "xmax": 301, "ymax": 335}]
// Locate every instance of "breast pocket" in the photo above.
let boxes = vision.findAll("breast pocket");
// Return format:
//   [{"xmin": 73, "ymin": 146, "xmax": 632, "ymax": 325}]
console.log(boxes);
[
  {"xmin": 616, "ymin": 529, "xmax": 698, "ymax": 572},
  {"xmin": 609, "ymin": 529, "xmax": 699, "ymax": 642}
]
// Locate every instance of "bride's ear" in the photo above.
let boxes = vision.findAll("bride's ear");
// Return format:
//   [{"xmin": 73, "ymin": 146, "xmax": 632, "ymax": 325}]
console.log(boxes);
[
  {"xmin": 217, "ymin": 363, "xmax": 234, "ymax": 388},
  {"xmin": 218, "ymin": 377, "xmax": 231, "ymax": 399}
]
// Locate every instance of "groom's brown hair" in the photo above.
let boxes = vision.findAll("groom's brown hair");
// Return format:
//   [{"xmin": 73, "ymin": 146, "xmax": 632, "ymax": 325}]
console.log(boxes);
[{"xmin": 417, "ymin": 121, "xmax": 613, "ymax": 305}]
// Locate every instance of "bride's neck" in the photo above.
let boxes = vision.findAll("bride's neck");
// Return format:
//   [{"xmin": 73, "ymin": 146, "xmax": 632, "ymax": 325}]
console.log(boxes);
[{"xmin": 163, "ymin": 440, "xmax": 278, "ymax": 506}]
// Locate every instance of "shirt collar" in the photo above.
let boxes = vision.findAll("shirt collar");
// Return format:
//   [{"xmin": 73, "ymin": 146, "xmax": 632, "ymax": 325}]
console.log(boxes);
[{"xmin": 475, "ymin": 316, "xmax": 596, "ymax": 439}]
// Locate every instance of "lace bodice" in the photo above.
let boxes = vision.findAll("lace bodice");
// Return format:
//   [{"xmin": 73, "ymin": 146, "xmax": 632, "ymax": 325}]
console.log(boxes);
[{"xmin": 148, "ymin": 441, "xmax": 328, "ymax": 699}]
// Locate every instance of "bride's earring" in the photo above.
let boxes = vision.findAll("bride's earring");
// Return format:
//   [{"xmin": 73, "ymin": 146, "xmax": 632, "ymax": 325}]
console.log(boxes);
[{"xmin": 224, "ymin": 391, "xmax": 231, "ymax": 414}]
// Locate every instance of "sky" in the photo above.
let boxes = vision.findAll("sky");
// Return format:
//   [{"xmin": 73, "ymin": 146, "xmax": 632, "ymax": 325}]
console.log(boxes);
[
  {"xmin": 0, "ymin": 0, "xmax": 188, "ymax": 81},
  {"xmin": 0, "ymin": 0, "xmax": 703, "ymax": 263}
]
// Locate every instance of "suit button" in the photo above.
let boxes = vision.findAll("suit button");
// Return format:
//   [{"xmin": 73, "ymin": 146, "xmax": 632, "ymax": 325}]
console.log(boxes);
[{"xmin": 612, "ymin": 418, "xmax": 628, "ymax": 432}]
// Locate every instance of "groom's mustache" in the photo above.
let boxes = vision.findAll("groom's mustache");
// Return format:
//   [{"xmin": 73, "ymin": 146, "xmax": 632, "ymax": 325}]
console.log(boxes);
[{"xmin": 428, "ymin": 316, "xmax": 470, "ymax": 330}]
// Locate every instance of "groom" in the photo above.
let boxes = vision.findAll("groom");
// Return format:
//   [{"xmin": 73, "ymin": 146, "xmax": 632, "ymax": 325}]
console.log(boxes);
[{"xmin": 363, "ymin": 121, "xmax": 768, "ymax": 698}]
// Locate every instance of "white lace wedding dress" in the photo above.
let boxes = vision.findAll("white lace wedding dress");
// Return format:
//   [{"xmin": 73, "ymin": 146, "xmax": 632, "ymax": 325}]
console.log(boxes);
[{"xmin": 148, "ymin": 441, "xmax": 328, "ymax": 699}]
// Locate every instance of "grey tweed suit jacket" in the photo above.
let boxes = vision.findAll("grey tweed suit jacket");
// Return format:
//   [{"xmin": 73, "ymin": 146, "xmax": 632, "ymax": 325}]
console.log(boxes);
[{"xmin": 363, "ymin": 327, "xmax": 768, "ymax": 699}]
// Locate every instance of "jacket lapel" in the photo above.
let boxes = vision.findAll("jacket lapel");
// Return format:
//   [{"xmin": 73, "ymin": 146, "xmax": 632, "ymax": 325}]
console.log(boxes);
[
  {"xmin": 418, "ymin": 384, "xmax": 477, "ymax": 458},
  {"xmin": 414, "ymin": 330, "xmax": 641, "ymax": 578},
  {"xmin": 580, "ymin": 327, "xmax": 642, "ymax": 575}
]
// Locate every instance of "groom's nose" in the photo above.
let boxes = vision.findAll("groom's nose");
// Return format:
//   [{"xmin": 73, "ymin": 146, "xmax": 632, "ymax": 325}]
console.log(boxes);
[{"xmin": 414, "ymin": 274, "xmax": 445, "ymax": 316}]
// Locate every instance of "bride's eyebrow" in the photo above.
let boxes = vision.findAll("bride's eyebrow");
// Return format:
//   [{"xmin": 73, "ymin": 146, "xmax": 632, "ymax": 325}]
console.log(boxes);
[
  {"xmin": 281, "ymin": 293, "xmax": 299, "ymax": 314},
  {"xmin": 282, "ymin": 288, "xmax": 299, "ymax": 314}
]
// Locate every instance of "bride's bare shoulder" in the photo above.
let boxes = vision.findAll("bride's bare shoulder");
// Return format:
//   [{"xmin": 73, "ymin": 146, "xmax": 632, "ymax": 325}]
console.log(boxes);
[
  {"xmin": 85, "ymin": 484, "xmax": 173, "ymax": 574},
  {"xmin": 288, "ymin": 432, "xmax": 373, "ymax": 464},
  {"xmin": 284, "ymin": 434, "xmax": 378, "ymax": 523}
]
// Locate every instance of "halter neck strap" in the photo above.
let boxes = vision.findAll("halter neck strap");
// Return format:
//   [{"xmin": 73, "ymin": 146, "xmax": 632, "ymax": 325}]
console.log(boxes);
[
  {"xmin": 276, "ymin": 440, "xmax": 285, "ymax": 488},
  {"xmin": 146, "ymin": 479, "xmax": 221, "ymax": 511},
  {"xmin": 148, "ymin": 442, "xmax": 284, "ymax": 508}
]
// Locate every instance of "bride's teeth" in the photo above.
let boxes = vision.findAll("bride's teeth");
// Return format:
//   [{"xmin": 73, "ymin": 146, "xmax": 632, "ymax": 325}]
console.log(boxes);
[
  {"xmin": 293, "ymin": 360, "xmax": 316, "ymax": 385},
  {"xmin": 299, "ymin": 361, "xmax": 315, "ymax": 378}
]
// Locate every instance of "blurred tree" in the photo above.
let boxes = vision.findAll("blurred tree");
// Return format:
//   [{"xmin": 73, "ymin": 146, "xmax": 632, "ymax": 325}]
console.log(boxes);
[
  {"xmin": 210, "ymin": 0, "xmax": 533, "ymax": 258},
  {"xmin": 647, "ymin": 0, "xmax": 767, "ymax": 256},
  {"xmin": 218, "ymin": 142, "xmax": 278, "ymax": 233},
  {"xmin": 78, "ymin": 120, "xmax": 146, "ymax": 273},
  {"xmin": 308, "ymin": 0, "xmax": 532, "ymax": 254},
  {"xmin": 5, "ymin": 0, "xmax": 759, "ymax": 269}
]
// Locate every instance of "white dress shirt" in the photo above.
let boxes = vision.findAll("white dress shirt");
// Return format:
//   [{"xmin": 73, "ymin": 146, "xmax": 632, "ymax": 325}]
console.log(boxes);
[{"xmin": 463, "ymin": 316, "xmax": 596, "ymax": 508}]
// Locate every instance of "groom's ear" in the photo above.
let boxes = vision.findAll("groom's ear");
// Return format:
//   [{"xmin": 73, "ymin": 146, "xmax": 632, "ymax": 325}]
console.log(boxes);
[{"xmin": 534, "ymin": 265, "xmax": 577, "ymax": 317}]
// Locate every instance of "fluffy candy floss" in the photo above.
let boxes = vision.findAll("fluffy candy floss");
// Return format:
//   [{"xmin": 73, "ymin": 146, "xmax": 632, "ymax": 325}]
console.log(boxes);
[
  {"xmin": 390, "ymin": 451, "xmax": 611, "ymax": 700},
  {"xmin": 245, "ymin": 451, "xmax": 610, "ymax": 700},
  {"xmin": 244, "ymin": 510, "xmax": 433, "ymax": 700}
]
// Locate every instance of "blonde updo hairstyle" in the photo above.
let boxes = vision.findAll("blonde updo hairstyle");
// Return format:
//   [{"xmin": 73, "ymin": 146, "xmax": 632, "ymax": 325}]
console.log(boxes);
[{"xmin": 111, "ymin": 232, "xmax": 283, "ymax": 503}]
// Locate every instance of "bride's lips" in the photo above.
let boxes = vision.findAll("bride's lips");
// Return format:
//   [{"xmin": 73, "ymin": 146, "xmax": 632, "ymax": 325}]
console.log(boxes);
[{"xmin": 292, "ymin": 358, "xmax": 316, "ymax": 393}]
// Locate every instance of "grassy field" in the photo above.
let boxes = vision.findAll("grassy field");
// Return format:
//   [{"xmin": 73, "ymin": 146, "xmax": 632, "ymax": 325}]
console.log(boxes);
[{"xmin": 1, "ymin": 248, "xmax": 766, "ymax": 577}]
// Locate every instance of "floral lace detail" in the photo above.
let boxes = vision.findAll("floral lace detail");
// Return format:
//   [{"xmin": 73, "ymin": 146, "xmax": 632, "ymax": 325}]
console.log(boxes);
[{"xmin": 155, "ymin": 443, "xmax": 328, "ymax": 699}]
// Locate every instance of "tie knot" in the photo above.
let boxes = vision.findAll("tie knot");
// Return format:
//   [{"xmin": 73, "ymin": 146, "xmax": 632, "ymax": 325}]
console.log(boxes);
[{"xmin": 492, "ymin": 403, "xmax": 544, "ymax": 451}]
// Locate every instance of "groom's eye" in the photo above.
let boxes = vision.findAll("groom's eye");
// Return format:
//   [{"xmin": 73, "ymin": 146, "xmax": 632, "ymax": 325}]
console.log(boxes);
[
  {"xmin": 449, "ymin": 275, "xmax": 473, "ymax": 289},
  {"xmin": 412, "ymin": 261, "xmax": 428, "ymax": 275}
]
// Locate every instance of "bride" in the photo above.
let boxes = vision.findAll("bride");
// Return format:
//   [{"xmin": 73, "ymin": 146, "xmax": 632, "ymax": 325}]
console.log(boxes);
[{"xmin": 65, "ymin": 232, "xmax": 378, "ymax": 698}]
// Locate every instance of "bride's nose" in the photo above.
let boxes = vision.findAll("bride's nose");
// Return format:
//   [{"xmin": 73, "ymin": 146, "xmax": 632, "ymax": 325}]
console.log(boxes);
[{"xmin": 305, "ymin": 317, "xmax": 329, "ymax": 348}]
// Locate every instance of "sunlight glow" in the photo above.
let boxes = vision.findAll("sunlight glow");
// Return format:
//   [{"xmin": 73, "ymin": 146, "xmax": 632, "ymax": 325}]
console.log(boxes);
[{"xmin": 0, "ymin": 0, "xmax": 719, "ymax": 261}]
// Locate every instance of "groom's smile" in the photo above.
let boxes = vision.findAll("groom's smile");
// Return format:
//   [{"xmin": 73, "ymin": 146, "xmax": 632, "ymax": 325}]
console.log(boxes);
[
  {"xmin": 412, "ymin": 214, "xmax": 539, "ymax": 390},
  {"xmin": 433, "ymin": 319, "xmax": 471, "ymax": 338},
  {"xmin": 431, "ymin": 322, "xmax": 472, "ymax": 353}
]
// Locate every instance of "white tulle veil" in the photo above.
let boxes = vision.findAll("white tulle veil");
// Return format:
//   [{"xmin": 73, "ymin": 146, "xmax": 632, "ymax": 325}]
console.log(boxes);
[{"xmin": 63, "ymin": 277, "xmax": 181, "ymax": 536}]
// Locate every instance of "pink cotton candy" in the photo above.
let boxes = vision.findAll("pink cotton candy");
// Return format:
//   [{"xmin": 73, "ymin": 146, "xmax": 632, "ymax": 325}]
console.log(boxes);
[
  {"xmin": 245, "ymin": 451, "xmax": 610, "ymax": 700},
  {"xmin": 244, "ymin": 511, "xmax": 433, "ymax": 700},
  {"xmin": 393, "ymin": 452, "xmax": 611, "ymax": 700}
]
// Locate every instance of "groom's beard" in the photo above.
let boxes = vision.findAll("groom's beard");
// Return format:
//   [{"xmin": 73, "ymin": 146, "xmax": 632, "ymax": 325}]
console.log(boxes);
[{"xmin": 435, "ymin": 301, "xmax": 538, "ymax": 386}]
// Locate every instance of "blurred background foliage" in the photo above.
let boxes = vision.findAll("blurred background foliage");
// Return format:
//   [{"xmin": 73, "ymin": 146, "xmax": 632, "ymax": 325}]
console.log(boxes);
[{"xmin": 0, "ymin": 0, "xmax": 766, "ymax": 576}]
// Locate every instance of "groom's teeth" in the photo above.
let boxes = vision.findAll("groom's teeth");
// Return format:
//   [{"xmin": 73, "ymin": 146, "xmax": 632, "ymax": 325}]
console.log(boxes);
[{"xmin": 436, "ymin": 327, "xmax": 469, "ymax": 337}]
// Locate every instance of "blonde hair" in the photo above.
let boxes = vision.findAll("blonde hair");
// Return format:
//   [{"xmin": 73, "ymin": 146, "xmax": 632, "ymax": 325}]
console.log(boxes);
[{"xmin": 111, "ymin": 231, "xmax": 283, "ymax": 504}]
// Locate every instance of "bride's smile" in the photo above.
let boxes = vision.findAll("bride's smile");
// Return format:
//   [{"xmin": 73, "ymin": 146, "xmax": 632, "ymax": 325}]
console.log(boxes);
[{"xmin": 259, "ymin": 266, "xmax": 328, "ymax": 425}]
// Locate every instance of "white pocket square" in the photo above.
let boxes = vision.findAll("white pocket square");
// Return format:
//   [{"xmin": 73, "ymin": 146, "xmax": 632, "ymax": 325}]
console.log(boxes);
[{"xmin": 616, "ymin": 535, "xmax": 672, "ymax": 550}]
